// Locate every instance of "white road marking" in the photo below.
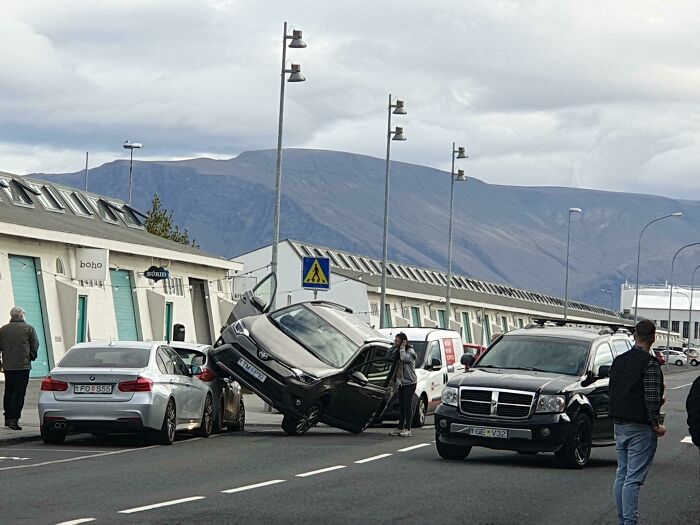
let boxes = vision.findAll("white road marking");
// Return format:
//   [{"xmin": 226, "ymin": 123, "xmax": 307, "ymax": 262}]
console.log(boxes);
[
  {"xmin": 0, "ymin": 445, "xmax": 160, "ymax": 472},
  {"xmin": 670, "ymin": 383, "xmax": 693, "ymax": 390},
  {"xmin": 222, "ymin": 479, "xmax": 286, "ymax": 493},
  {"xmin": 354, "ymin": 453, "xmax": 392, "ymax": 464},
  {"xmin": 681, "ymin": 436, "xmax": 693, "ymax": 444},
  {"xmin": 55, "ymin": 519, "xmax": 96, "ymax": 525},
  {"xmin": 295, "ymin": 465, "xmax": 346, "ymax": 477},
  {"xmin": 118, "ymin": 496, "xmax": 205, "ymax": 514},
  {"xmin": 0, "ymin": 456, "xmax": 30, "ymax": 461},
  {"xmin": 422, "ymin": 425, "xmax": 435, "ymax": 429},
  {"xmin": 2, "ymin": 448, "xmax": 110, "ymax": 453},
  {"xmin": 397, "ymin": 443, "xmax": 431, "ymax": 452}
]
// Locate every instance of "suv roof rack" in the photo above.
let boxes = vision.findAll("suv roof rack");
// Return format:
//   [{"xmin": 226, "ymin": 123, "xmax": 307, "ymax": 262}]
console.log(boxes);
[{"xmin": 526, "ymin": 316, "xmax": 633, "ymax": 334}]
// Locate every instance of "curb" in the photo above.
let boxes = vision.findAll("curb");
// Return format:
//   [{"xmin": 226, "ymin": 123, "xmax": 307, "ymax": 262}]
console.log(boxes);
[{"xmin": 0, "ymin": 433, "xmax": 43, "ymax": 446}]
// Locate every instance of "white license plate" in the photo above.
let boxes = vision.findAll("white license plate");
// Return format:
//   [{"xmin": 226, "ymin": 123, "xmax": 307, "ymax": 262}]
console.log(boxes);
[
  {"xmin": 467, "ymin": 426, "xmax": 508, "ymax": 439},
  {"xmin": 237, "ymin": 358, "xmax": 267, "ymax": 383},
  {"xmin": 74, "ymin": 384, "xmax": 113, "ymax": 394}
]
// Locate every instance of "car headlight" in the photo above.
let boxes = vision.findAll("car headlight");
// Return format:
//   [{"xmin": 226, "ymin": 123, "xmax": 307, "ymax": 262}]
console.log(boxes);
[
  {"xmin": 535, "ymin": 394, "xmax": 566, "ymax": 414},
  {"xmin": 233, "ymin": 320, "xmax": 250, "ymax": 338},
  {"xmin": 442, "ymin": 387, "xmax": 459, "ymax": 407},
  {"xmin": 291, "ymin": 368, "xmax": 320, "ymax": 385}
]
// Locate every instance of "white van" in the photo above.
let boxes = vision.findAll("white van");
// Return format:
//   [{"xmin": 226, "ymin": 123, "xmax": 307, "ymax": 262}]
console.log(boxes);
[{"xmin": 378, "ymin": 327, "xmax": 466, "ymax": 427}]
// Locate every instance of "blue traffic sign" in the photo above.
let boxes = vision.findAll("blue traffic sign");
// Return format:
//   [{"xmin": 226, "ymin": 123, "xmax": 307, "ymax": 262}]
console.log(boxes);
[{"xmin": 302, "ymin": 257, "xmax": 330, "ymax": 290}]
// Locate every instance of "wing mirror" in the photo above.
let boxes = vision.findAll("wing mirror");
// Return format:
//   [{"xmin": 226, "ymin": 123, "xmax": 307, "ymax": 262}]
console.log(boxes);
[
  {"xmin": 426, "ymin": 357, "xmax": 442, "ymax": 370},
  {"xmin": 460, "ymin": 354, "xmax": 475, "ymax": 368},
  {"xmin": 349, "ymin": 371, "xmax": 369, "ymax": 385},
  {"xmin": 598, "ymin": 365, "xmax": 611, "ymax": 379}
]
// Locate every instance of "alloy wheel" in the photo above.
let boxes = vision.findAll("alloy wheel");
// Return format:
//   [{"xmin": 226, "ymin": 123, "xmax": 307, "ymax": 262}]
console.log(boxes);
[
  {"xmin": 203, "ymin": 397, "xmax": 213, "ymax": 434},
  {"xmin": 295, "ymin": 405, "xmax": 320, "ymax": 434},
  {"xmin": 573, "ymin": 418, "xmax": 592, "ymax": 466},
  {"xmin": 166, "ymin": 402, "xmax": 176, "ymax": 443}
]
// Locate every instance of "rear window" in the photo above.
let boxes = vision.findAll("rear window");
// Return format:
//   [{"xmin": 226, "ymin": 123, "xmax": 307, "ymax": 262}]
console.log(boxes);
[{"xmin": 59, "ymin": 347, "xmax": 151, "ymax": 368}]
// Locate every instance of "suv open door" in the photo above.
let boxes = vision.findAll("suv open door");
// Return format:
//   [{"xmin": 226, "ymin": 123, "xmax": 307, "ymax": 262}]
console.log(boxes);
[{"xmin": 226, "ymin": 273, "xmax": 277, "ymax": 325}]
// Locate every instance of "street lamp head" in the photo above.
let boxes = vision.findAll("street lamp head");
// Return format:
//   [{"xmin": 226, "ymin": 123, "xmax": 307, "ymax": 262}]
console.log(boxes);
[
  {"xmin": 392, "ymin": 127, "xmax": 406, "ymax": 141},
  {"xmin": 454, "ymin": 169, "xmax": 467, "ymax": 182},
  {"xmin": 392, "ymin": 99, "xmax": 407, "ymax": 115},
  {"xmin": 455, "ymin": 146, "xmax": 468, "ymax": 159},
  {"xmin": 287, "ymin": 64, "xmax": 306, "ymax": 82},
  {"xmin": 123, "ymin": 142, "xmax": 143, "ymax": 150},
  {"xmin": 289, "ymin": 30, "xmax": 306, "ymax": 48},
  {"xmin": 672, "ymin": 212, "xmax": 683, "ymax": 217},
  {"xmin": 569, "ymin": 207, "xmax": 582, "ymax": 214}
]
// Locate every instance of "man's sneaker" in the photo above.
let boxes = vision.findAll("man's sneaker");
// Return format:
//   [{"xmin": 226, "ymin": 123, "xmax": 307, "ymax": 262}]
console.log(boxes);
[
  {"xmin": 7, "ymin": 420, "xmax": 21, "ymax": 431},
  {"xmin": 400, "ymin": 429, "xmax": 412, "ymax": 437},
  {"xmin": 389, "ymin": 428, "xmax": 403, "ymax": 436}
]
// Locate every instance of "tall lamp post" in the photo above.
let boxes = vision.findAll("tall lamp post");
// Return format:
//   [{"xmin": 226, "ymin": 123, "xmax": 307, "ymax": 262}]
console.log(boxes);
[
  {"xmin": 686, "ymin": 264, "xmax": 700, "ymax": 368},
  {"xmin": 445, "ymin": 143, "xmax": 468, "ymax": 325},
  {"xmin": 563, "ymin": 207, "xmax": 582, "ymax": 321},
  {"xmin": 379, "ymin": 95, "xmax": 406, "ymax": 328},
  {"xmin": 634, "ymin": 212, "xmax": 683, "ymax": 322},
  {"xmin": 600, "ymin": 288, "xmax": 615, "ymax": 311},
  {"xmin": 270, "ymin": 22, "xmax": 306, "ymax": 309},
  {"xmin": 123, "ymin": 141, "xmax": 143, "ymax": 206},
  {"xmin": 665, "ymin": 242, "xmax": 700, "ymax": 372}
]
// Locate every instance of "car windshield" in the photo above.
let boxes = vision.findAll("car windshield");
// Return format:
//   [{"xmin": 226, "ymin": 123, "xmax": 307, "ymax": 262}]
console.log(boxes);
[
  {"xmin": 476, "ymin": 336, "xmax": 590, "ymax": 376},
  {"xmin": 270, "ymin": 305, "xmax": 360, "ymax": 368},
  {"xmin": 59, "ymin": 347, "xmax": 151, "ymax": 368},
  {"xmin": 310, "ymin": 305, "xmax": 386, "ymax": 345},
  {"xmin": 409, "ymin": 341, "xmax": 427, "ymax": 367}
]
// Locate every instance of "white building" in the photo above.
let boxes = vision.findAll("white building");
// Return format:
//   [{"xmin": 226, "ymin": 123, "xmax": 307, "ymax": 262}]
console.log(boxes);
[
  {"xmin": 0, "ymin": 172, "xmax": 242, "ymax": 378},
  {"xmin": 235, "ymin": 240, "xmax": 625, "ymax": 346}
]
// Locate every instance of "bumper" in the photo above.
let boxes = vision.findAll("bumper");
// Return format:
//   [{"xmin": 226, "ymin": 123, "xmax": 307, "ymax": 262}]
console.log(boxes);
[{"xmin": 434, "ymin": 404, "xmax": 572, "ymax": 453}]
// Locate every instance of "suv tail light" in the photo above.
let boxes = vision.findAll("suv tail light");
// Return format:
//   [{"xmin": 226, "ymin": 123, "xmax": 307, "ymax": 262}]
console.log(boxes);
[
  {"xmin": 196, "ymin": 368, "xmax": 218, "ymax": 382},
  {"xmin": 40, "ymin": 377, "xmax": 68, "ymax": 391},
  {"xmin": 118, "ymin": 377, "xmax": 153, "ymax": 392}
]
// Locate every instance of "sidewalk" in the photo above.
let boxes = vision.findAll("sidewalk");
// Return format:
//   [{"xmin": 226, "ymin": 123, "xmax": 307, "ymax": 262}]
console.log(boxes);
[{"xmin": 0, "ymin": 380, "xmax": 282, "ymax": 445}]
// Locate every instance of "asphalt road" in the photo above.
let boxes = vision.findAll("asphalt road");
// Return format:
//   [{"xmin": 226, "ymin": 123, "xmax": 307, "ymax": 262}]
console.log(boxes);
[{"xmin": 0, "ymin": 369, "xmax": 697, "ymax": 525}]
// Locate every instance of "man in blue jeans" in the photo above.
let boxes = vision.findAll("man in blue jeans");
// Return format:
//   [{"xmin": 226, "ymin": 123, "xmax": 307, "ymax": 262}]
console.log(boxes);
[{"xmin": 609, "ymin": 319, "xmax": 666, "ymax": 525}]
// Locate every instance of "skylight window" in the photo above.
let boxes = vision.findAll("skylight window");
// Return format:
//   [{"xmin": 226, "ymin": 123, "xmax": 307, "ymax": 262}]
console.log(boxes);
[
  {"xmin": 86, "ymin": 196, "xmax": 119, "ymax": 223},
  {"xmin": 119, "ymin": 204, "xmax": 147, "ymax": 228},
  {"xmin": 0, "ymin": 177, "xmax": 34, "ymax": 207},
  {"xmin": 29, "ymin": 183, "xmax": 65, "ymax": 212},
  {"xmin": 59, "ymin": 189, "xmax": 93, "ymax": 217}
]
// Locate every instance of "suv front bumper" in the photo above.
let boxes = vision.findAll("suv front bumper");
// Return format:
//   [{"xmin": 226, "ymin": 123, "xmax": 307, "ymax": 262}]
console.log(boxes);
[{"xmin": 435, "ymin": 404, "xmax": 573, "ymax": 453}]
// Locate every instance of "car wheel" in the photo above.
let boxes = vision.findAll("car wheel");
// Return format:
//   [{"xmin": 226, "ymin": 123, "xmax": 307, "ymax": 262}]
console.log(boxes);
[
  {"xmin": 436, "ymin": 439, "xmax": 471, "ymax": 460},
  {"xmin": 194, "ymin": 395, "xmax": 213, "ymax": 438},
  {"xmin": 412, "ymin": 397, "xmax": 427, "ymax": 428},
  {"xmin": 692, "ymin": 359, "xmax": 698, "ymax": 366},
  {"xmin": 228, "ymin": 398, "xmax": 246, "ymax": 432},
  {"xmin": 41, "ymin": 427, "xmax": 66, "ymax": 445},
  {"xmin": 281, "ymin": 403, "xmax": 321, "ymax": 436},
  {"xmin": 157, "ymin": 399, "xmax": 177, "ymax": 445},
  {"xmin": 213, "ymin": 396, "xmax": 225, "ymax": 434},
  {"xmin": 555, "ymin": 413, "xmax": 592, "ymax": 469},
  {"xmin": 675, "ymin": 360, "xmax": 683, "ymax": 366}
]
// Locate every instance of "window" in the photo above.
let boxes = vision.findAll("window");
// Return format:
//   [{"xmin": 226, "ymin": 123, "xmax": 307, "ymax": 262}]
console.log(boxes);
[
  {"xmin": 426, "ymin": 341, "xmax": 442, "ymax": 367},
  {"xmin": 29, "ymin": 183, "xmax": 65, "ymax": 212},
  {"xmin": 58, "ymin": 189, "xmax": 93, "ymax": 217},
  {"xmin": 163, "ymin": 276, "xmax": 184, "ymax": 296},
  {"xmin": 157, "ymin": 348, "xmax": 176, "ymax": 375},
  {"xmin": 86, "ymin": 196, "xmax": 119, "ymax": 223},
  {"xmin": 593, "ymin": 342, "xmax": 614, "ymax": 374},
  {"xmin": 483, "ymin": 314, "xmax": 492, "ymax": 343},
  {"xmin": 683, "ymin": 322, "xmax": 689, "ymax": 339},
  {"xmin": 370, "ymin": 302, "xmax": 379, "ymax": 317},
  {"xmin": 695, "ymin": 322, "xmax": 699, "ymax": 340},
  {"xmin": 0, "ymin": 177, "xmax": 34, "ymax": 206},
  {"xmin": 437, "ymin": 309, "xmax": 447, "ymax": 329},
  {"xmin": 119, "ymin": 204, "xmax": 146, "ymax": 228},
  {"xmin": 462, "ymin": 312, "xmax": 472, "ymax": 343},
  {"xmin": 55, "ymin": 258, "xmax": 65, "ymax": 275},
  {"xmin": 165, "ymin": 347, "xmax": 190, "ymax": 375},
  {"xmin": 517, "ymin": 318, "xmax": 524, "ymax": 328},
  {"xmin": 612, "ymin": 340, "xmax": 630, "ymax": 357},
  {"xmin": 384, "ymin": 304, "xmax": 393, "ymax": 328},
  {"xmin": 59, "ymin": 346, "xmax": 151, "ymax": 368},
  {"xmin": 501, "ymin": 316, "xmax": 508, "ymax": 332},
  {"xmin": 660, "ymin": 320, "xmax": 669, "ymax": 329},
  {"xmin": 672, "ymin": 321, "xmax": 680, "ymax": 333},
  {"xmin": 411, "ymin": 306, "xmax": 421, "ymax": 327}
]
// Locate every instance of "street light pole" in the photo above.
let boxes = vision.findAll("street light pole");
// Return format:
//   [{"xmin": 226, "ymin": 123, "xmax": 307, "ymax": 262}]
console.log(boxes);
[
  {"xmin": 601, "ymin": 288, "xmax": 615, "ymax": 311},
  {"xmin": 634, "ymin": 212, "xmax": 683, "ymax": 322},
  {"xmin": 84, "ymin": 152, "xmax": 89, "ymax": 192},
  {"xmin": 665, "ymin": 242, "xmax": 700, "ymax": 372},
  {"xmin": 270, "ymin": 22, "xmax": 306, "ymax": 309},
  {"xmin": 123, "ymin": 141, "xmax": 143, "ymax": 206},
  {"xmin": 563, "ymin": 208, "xmax": 582, "ymax": 321},
  {"xmin": 445, "ymin": 143, "xmax": 467, "ymax": 325},
  {"xmin": 379, "ymin": 95, "xmax": 406, "ymax": 328}
]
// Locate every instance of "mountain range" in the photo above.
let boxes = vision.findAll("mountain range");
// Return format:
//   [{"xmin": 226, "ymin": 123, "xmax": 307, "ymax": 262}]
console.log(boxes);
[{"xmin": 30, "ymin": 148, "xmax": 700, "ymax": 309}]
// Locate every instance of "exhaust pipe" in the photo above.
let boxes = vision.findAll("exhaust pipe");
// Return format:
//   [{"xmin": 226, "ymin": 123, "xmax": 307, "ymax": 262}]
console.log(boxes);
[{"xmin": 53, "ymin": 422, "xmax": 67, "ymax": 430}]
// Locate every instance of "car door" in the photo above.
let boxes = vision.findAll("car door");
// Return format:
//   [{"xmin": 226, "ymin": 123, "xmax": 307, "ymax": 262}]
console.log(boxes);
[
  {"xmin": 168, "ymin": 347, "xmax": 206, "ymax": 423},
  {"xmin": 424, "ymin": 340, "xmax": 446, "ymax": 411},
  {"xmin": 157, "ymin": 347, "xmax": 190, "ymax": 425},
  {"xmin": 226, "ymin": 273, "xmax": 277, "ymax": 325},
  {"xmin": 589, "ymin": 342, "xmax": 615, "ymax": 439}
]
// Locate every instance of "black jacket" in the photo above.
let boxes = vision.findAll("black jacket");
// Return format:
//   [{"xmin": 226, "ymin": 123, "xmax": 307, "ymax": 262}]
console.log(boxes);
[
  {"xmin": 609, "ymin": 347, "xmax": 659, "ymax": 424},
  {"xmin": 0, "ymin": 320, "xmax": 39, "ymax": 371},
  {"xmin": 687, "ymin": 377, "xmax": 700, "ymax": 447}
]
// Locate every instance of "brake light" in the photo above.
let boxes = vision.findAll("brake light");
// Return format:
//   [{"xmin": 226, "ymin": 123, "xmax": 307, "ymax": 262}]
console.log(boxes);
[
  {"xmin": 196, "ymin": 368, "xmax": 218, "ymax": 382},
  {"xmin": 118, "ymin": 377, "xmax": 153, "ymax": 392},
  {"xmin": 40, "ymin": 377, "xmax": 68, "ymax": 391}
]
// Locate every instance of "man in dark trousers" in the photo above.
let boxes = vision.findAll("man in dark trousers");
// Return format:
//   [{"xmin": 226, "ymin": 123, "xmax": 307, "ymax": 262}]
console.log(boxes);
[
  {"xmin": 609, "ymin": 319, "xmax": 666, "ymax": 525},
  {"xmin": 0, "ymin": 307, "xmax": 39, "ymax": 430},
  {"xmin": 687, "ymin": 376, "xmax": 700, "ymax": 477}
]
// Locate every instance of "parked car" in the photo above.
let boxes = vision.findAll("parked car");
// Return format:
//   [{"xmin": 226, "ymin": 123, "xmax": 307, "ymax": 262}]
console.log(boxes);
[
  {"xmin": 210, "ymin": 273, "xmax": 398, "ymax": 435},
  {"xmin": 378, "ymin": 328, "xmax": 466, "ymax": 427},
  {"xmin": 686, "ymin": 349, "xmax": 700, "ymax": 366},
  {"xmin": 169, "ymin": 342, "xmax": 245, "ymax": 432},
  {"xmin": 653, "ymin": 350, "xmax": 667, "ymax": 365},
  {"xmin": 39, "ymin": 341, "xmax": 215, "ymax": 445},
  {"xmin": 435, "ymin": 321, "xmax": 634, "ymax": 469},
  {"xmin": 665, "ymin": 349, "xmax": 688, "ymax": 366}
]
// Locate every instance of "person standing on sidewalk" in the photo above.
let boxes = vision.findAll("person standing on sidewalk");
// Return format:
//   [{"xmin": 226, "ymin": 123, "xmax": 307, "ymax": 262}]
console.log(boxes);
[
  {"xmin": 388, "ymin": 333, "xmax": 417, "ymax": 437},
  {"xmin": 687, "ymin": 376, "xmax": 700, "ymax": 478},
  {"xmin": 609, "ymin": 319, "xmax": 666, "ymax": 525},
  {"xmin": 0, "ymin": 307, "xmax": 39, "ymax": 430}
]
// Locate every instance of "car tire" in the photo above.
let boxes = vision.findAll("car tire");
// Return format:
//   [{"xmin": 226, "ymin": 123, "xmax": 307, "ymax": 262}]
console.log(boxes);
[
  {"xmin": 213, "ymin": 396, "xmax": 225, "ymax": 434},
  {"xmin": 228, "ymin": 398, "xmax": 246, "ymax": 432},
  {"xmin": 412, "ymin": 397, "xmax": 427, "ymax": 428},
  {"xmin": 675, "ymin": 360, "xmax": 683, "ymax": 366},
  {"xmin": 41, "ymin": 427, "xmax": 66, "ymax": 445},
  {"xmin": 194, "ymin": 395, "xmax": 213, "ymax": 438},
  {"xmin": 692, "ymin": 359, "xmax": 698, "ymax": 366},
  {"xmin": 281, "ymin": 403, "xmax": 321, "ymax": 436},
  {"xmin": 157, "ymin": 399, "xmax": 177, "ymax": 446},
  {"xmin": 436, "ymin": 439, "xmax": 471, "ymax": 460},
  {"xmin": 555, "ymin": 413, "xmax": 592, "ymax": 469}
]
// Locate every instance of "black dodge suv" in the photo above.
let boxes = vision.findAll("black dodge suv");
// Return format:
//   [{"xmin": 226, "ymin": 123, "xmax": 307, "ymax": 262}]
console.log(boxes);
[{"xmin": 434, "ymin": 321, "xmax": 633, "ymax": 468}]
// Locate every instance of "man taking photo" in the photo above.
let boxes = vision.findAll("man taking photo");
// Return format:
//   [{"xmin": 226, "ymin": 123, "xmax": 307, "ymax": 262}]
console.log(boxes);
[{"xmin": 609, "ymin": 319, "xmax": 665, "ymax": 525}]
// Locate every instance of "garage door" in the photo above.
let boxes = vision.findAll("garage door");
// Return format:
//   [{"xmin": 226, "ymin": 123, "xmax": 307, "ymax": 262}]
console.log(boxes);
[{"xmin": 110, "ymin": 269, "xmax": 139, "ymax": 340}]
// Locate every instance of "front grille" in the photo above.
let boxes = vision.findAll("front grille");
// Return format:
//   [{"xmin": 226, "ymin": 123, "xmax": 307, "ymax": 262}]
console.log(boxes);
[{"xmin": 459, "ymin": 388, "xmax": 534, "ymax": 419}]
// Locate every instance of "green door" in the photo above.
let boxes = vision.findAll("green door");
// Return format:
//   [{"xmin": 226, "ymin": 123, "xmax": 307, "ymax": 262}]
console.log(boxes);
[
  {"xmin": 110, "ymin": 269, "xmax": 139, "ymax": 340},
  {"xmin": 165, "ymin": 302, "xmax": 173, "ymax": 342},
  {"xmin": 9, "ymin": 255, "xmax": 50, "ymax": 377},
  {"xmin": 411, "ymin": 306, "xmax": 421, "ymax": 327},
  {"xmin": 77, "ymin": 295, "xmax": 88, "ymax": 343},
  {"xmin": 462, "ymin": 312, "xmax": 472, "ymax": 343}
]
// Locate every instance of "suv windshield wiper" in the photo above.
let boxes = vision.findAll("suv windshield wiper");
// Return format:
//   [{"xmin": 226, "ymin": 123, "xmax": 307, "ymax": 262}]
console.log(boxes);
[{"xmin": 506, "ymin": 366, "xmax": 551, "ymax": 373}]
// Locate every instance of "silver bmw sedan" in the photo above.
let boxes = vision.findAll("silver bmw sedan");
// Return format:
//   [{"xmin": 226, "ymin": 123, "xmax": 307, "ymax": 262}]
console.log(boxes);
[{"xmin": 38, "ymin": 341, "xmax": 213, "ymax": 445}]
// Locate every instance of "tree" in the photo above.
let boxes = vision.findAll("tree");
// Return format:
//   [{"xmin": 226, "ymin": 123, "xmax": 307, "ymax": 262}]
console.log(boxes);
[{"xmin": 144, "ymin": 194, "xmax": 198, "ymax": 248}]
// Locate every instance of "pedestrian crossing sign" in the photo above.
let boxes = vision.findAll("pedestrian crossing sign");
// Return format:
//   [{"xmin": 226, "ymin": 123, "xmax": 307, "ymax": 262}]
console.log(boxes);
[{"xmin": 302, "ymin": 256, "xmax": 331, "ymax": 290}]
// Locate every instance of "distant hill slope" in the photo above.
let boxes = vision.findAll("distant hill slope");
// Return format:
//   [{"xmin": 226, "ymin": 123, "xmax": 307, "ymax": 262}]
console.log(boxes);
[{"xmin": 31, "ymin": 148, "xmax": 700, "ymax": 308}]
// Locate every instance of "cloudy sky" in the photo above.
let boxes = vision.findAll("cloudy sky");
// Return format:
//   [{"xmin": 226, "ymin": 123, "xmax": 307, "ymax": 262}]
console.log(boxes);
[{"xmin": 3, "ymin": 1, "xmax": 700, "ymax": 199}]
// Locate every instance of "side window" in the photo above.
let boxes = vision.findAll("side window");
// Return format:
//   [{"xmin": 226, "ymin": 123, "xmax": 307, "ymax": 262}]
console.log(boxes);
[
  {"xmin": 157, "ymin": 348, "xmax": 175, "ymax": 375},
  {"xmin": 593, "ymin": 342, "xmax": 614, "ymax": 374},
  {"xmin": 612, "ymin": 340, "xmax": 629, "ymax": 357},
  {"xmin": 427, "ymin": 341, "xmax": 442, "ymax": 367},
  {"xmin": 166, "ymin": 348, "xmax": 190, "ymax": 375},
  {"xmin": 364, "ymin": 346, "xmax": 394, "ymax": 387}
]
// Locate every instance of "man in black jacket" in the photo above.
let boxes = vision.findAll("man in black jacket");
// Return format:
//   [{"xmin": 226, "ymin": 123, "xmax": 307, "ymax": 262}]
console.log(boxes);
[
  {"xmin": 0, "ymin": 306, "xmax": 39, "ymax": 430},
  {"xmin": 687, "ymin": 376, "xmax": 700, "ymax": 478},
  {"xmin": 609, "ymin": 319, "xmax": 665, "ymax": 525}
]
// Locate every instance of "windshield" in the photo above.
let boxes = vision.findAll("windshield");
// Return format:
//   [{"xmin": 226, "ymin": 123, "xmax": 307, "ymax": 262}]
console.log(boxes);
[
  {"xmin": 310, "ymin": 304, "xmax": 386, "ymax": 345},
  {"xmin": 59, "ymin": 347, "xmax": 151, "ymax": 368},
  {"xmin": 270, "ymin": 305, "xmax": 359, "ymax": 368},
  {"xmin": 408, "ymin": 341, "xmax": 427, "ymax": 367},
  {"xmin": 476, "ymin": 336, "xmax": 590, "ymax": 376}
]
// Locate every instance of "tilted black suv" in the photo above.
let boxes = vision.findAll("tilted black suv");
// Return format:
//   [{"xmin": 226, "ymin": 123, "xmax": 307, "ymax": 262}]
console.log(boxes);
[{"xmin": 434, "ymin": 322, "xmax": 633, "ymax": 468}]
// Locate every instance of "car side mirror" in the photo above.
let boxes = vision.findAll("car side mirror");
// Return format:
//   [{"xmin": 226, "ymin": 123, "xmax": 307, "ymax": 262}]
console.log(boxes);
[
  {"xmin": 598, "ymin": 365, "xmax": 611, "ymax": 379},
  {"xmin": 189, "ymin": 364, "xmax": 203, "ymax": 376},
  {"xmin": 426, "ymin": 357, "xmax": 442, "ymax": 370},
  {"xmin": 460, "ymin": 354, "xmax": 475, "ymax": 368},
  {"xmin": 349, "ymin": 371, "xmax": 369, "ymax": 385}
]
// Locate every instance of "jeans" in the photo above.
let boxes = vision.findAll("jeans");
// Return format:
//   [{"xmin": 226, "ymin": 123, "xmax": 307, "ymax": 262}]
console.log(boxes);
[
  {"xmin": 398, "ymin": 383, "xmax": 417, "ymax": 430},
  {"xmin": 614, "ymin": 422, "xmax": 658, "ymax": 525},
  {"xmin": 3, "ymin": 369, "xmax": 31, "ymax": 421}
]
